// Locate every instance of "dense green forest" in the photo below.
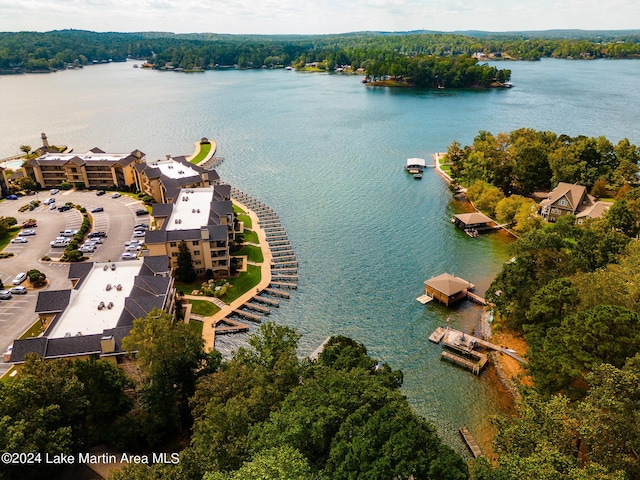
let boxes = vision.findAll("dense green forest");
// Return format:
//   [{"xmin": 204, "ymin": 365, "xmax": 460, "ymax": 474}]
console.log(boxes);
[
  {"xmin": 1, "ymin": 29, "xmax": 639, "ymax": 76},
  {"xmin": 0, "ymin": 316, "xmax": 467, "ymax": 480}
]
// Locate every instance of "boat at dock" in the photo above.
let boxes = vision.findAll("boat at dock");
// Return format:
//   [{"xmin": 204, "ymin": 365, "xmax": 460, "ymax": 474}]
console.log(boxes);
[
  {"xmin": 405, "ymin": 157, "xmax": 426, "ymax": 174},
  {"xmin": 413, "ymin": 173, "xmax": 423, "ymax": 180}
]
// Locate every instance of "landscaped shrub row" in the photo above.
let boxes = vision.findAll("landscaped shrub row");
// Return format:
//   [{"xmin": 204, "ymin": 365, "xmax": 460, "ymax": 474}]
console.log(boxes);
[{"xmin": 61, "ymin": 211, "xmax": 91, "ymax": 262}]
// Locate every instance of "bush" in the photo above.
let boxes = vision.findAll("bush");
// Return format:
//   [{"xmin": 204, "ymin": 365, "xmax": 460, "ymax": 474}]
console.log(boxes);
[
  {"xmin": 26, "ymin": 269, "xmax": 46, "ymax": 287},
  {"xmin": 74, "ymin": 182, "xmax": 85, "ymax": 189},
  {"xmin": 60, "ymin": 182, "xmax": 72, "ymax": 190}
]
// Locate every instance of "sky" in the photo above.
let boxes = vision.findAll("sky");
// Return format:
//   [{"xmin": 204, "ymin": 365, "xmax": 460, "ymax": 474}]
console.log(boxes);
[{"xmin": 0, "ymin": 0, "xmax": 638, "ymax": 35}]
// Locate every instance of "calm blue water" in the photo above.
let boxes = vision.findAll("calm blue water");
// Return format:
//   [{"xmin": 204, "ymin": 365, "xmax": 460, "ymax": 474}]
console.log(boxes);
[{"xmin": 2, "ymin": 58, "xmax": 639, "ymax": 453}]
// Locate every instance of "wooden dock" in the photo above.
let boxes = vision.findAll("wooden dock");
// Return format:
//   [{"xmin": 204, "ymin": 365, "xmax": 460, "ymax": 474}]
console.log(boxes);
[
  {"xmin": 459, "ymin": 427, "xmax": 483, "ymax": 458},
  {"xmin": 252, "ymin": 295, "xmax": 280, "ymax": 307},
  {"xmin": 417, "ymin": 294, "xmax": 433, "ymax": 304},
  {"xmin": 466, "ymin": 291, "xmax": 487, "ymax": 306},
  {"xmin": 264, "ymin": 287, "xmax": 290, "ymax": 298},
  {"xmin": 270, "ymin": 281, "xmax": 298, "ymax": 289},
  {"xmin": 441, "ymin": 350, "xmax": 487, "ymax": 375},
  {"xmin": 244, "ymin": 302, "xmax": 271, "ymax": 314},
  {"xmin": 233, "ymin": 309, "xmax": 262, "ymax": 322},
  {"xmin": 428, "ymin": 327, "xmax": 447, "ymax": 343}
]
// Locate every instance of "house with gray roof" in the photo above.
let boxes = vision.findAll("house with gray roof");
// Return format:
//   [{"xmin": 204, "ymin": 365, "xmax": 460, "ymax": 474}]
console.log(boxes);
[
  {"xmin": 9, "ymin": 256, "xmax": 174, "ymax": 365},
  {"xmin": 540, "ymin": 182, "xmax": 611, "ymax": 223}
]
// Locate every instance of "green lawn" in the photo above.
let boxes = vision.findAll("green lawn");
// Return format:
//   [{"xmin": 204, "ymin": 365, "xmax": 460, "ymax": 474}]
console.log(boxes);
[
  {"xmin": 222, "ymin": 265, "xmax": 261, "ymax": 303},
  {"xmin": 233, "ymin": 204, "xmax": 246, "ymax": 214},
  {"xmin": 241, "ymin": 229, "xmax": 259, "ymax": 244},
  {"xmin": 0, "ymin": 226, "xmax": 20, "ymax": 252},
  {"xmin": 237, "ymin": 213, "xmax": 252, "ymax": 229},
  {"xmin": 234, "ymin": 245, "xmax": 264, "ymax": 263},
  {"xmin": 19, "ymin": 319, "xmax": 44, "ymax": 339},
  {"xmin": 440, "ymin": 164, "xmax": 452, "ymax": 174},
  {"xmin": 188, "ymin": 319, "xmax": 204, "ymax": 336},
  {"xmin": 189, "ymin": 299, "xmax": 220, "ymax": 316},
  {"xmin": 189, "ymin": 142, "xmax": 212, "ymax": 164}
]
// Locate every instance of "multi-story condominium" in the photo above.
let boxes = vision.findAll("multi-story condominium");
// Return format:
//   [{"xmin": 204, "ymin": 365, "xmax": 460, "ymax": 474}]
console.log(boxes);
[
  {"xmin": 22, "ymin": 147, "xmax": 143, "ymax": 190},
  {"xmin": 145, "ymin": 185, "xmax": 235, "ymax": 277},
  {"xmin": 9, "ymin": 256, "xmax": 174, "ymax": 365},
  {"xmin": 133, "ymin": 155, "xmax": 220, "ymax": 203}
]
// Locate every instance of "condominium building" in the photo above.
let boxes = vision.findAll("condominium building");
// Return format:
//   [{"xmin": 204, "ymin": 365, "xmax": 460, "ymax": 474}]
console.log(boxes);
[
  {"xmin": 9, "ymin": 256, "xmax": 174, "ymax": 364},
  {"xmin": 133, "ymin": 155, "xmax": 220, "ymax": 203},
  {"xmin": 145, "ymin": 185, "xmax": 235, "ymax": 277},
  {"xmin": 22, "ymin": 147, "xmax": 143, "ymax": 190}
]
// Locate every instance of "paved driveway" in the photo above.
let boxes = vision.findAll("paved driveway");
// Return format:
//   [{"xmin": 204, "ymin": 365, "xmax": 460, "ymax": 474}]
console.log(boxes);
[{"xmin": 0, "ymin": 190, "xmax": 149, "ymax": 373}]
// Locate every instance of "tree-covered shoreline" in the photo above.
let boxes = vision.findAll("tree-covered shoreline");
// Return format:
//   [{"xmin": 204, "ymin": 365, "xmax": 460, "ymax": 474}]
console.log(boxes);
[{"xmin": 1, "ymin": 29, "xmax": 639, "ymax": 75}]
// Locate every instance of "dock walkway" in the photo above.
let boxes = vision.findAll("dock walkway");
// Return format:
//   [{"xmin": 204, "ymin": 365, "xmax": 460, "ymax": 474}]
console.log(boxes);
[{"xmin": 459, "ymin": 427, "xmax": 483, "ymax": 458}]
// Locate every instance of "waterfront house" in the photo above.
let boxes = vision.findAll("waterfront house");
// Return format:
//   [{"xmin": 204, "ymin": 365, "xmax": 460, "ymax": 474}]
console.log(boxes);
[
  {"xmin": 0, "ymin": 166, "xmax": 9, "ymax": 197},
  {"xmin": 539, "ymin": 182, "xmax": 595, "ymax": 222},
  {"xmin": 9, "ymin": 256, "xmax": 174, "ymax": 366},
  {"xmin": 424, "ymin": 273, "xmax": 474, "ymax": 307}
]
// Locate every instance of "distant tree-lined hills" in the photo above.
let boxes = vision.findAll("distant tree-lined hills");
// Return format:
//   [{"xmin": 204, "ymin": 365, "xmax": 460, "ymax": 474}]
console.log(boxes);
[{"xmin": 1, "ymin": 29, "xmax": 638, "ymax": 76}]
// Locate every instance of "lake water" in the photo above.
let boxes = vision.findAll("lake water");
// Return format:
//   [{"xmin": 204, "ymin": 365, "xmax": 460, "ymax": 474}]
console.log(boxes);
[{"xmin": 1, "ymin": 58, "xmax": 639, "ymax": 454}]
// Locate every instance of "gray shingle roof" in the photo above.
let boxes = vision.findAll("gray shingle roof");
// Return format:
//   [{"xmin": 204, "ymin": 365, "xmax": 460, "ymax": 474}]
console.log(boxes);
[{"xmin": 35, "ymin": 290, "xmax": 72, "ymax": 313}]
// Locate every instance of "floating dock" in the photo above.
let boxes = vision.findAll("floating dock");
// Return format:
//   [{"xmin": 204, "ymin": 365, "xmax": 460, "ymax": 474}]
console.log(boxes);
[{"xmin": 428, "ymin": 327, "xmax": 447, "ymax": 343}]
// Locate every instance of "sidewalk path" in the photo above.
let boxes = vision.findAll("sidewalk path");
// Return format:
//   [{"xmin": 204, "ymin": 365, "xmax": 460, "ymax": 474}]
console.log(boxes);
[{"xmin": 197, "ymin": 199, "xmax": 272, "ymax": 352}]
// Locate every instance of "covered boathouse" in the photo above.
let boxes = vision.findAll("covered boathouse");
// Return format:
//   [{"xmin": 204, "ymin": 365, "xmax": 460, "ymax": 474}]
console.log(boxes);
[
  {"xmin": 422, "ymin": 273, "xmax": 475, "ymax": 307},
  {"xmin": 452, "ymin": 212, "xmax": 494, "ymax": 231},
  {"xmin": 405, "ymin": 157, "xmax": 426, "ymax": 173}
]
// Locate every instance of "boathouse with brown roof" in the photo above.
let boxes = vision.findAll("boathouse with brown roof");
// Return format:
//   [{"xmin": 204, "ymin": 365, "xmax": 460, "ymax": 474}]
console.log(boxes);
[{"xmin": 424, "ymin": 273, "xmax": 475, "ymax": 307}]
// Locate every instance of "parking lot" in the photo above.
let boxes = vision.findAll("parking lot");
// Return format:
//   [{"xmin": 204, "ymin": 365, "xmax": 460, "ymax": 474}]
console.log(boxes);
[{"xmin": 0, "ymin": 190, "xmax": 149, "ymax": 373}]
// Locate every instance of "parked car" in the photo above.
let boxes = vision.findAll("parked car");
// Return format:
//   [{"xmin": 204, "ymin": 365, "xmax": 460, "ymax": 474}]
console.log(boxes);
[
  {"xmin": 3, "ymin": 344, "xmax": 13, "ymax": 361},
  {"xmin": 50, "ymin": 238, "xmax": 70, "ymax": 248},
  {"xmin": 132, "ymin": 230, "xmax": 146, "ymax": 238},
  {"xmin": 18, "ymin": 229, "xmax": 36, "ymax": 236},
  {"xmin": 0, "ymin": 290, "xmax": 12, "ymax": 300},
  {"xmin": 111, "ymin": 192, "xmax": 122, "ymax": 198},
  {"xmin": 88, "ymin": 237, "xmax": 103, "ymax": 244},
  {"xmin": 135, "ymin": 209, "xmax": 148, "ymax": 216},
  {"xmin": 59, "ymin": 229, "xmax": 78, "ymax": 237},
  {"xmin": 58, "ymin": 205, "xmax": 72, "ymax": 212},
  {"xmin": 79, "ymin": 245, "xmax": 97, "ymax": 253},
  {"xmin": 21, "ymin": 221, "xmax": 37, "ymax": 228},
  {"xmin": 91, "ymin": 206, "xmax": 104, "ymax": 213},
  {"xmin": 5, "ymin": 194, "xmax": 18, "ymax": 200},
  {"xmin": 96, "ymin": 190, "xmax": 106, "ymax": 196},
  {"xmin": 11, "ymin": 237, "xmax": 28, "ymax": 244},
  {"xmin": 121, "ymin": 252, "xmax": 137, "ymax": 260},
  {"xmin": 134, "ymin": 223, "xmax": 149, "ymax": 230},
  {"xmin": 50, "ymin": 188, "xmax": 60, "ymax": 195},
  {"xmin": 10, "ymin": 286, "xmax": 27, "ymax": 295},
  {"xmin": 125, "ymin": 240, "xmax": 143, "ymax": 246},
  {"xmin": 43, "ymin": 197, "xmax": 56, "ymax": 205},
  {"xmin": 49, "ymin": 203, "xmax": 57, "ymax": 210},
  {"xmin": 12, "ymin": 272, "xmax": 27, "ymax": 285},
  {"xmin": 88, "ymin": 231, "xmax": 107, "ymax": 238},
  {"xmin": 125, "ymin": 245, "xmax": 142, "ymax": 252}
]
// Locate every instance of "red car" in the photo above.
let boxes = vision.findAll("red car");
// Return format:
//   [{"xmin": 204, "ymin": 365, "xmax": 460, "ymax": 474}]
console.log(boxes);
[{"xmin": 21, "ymin": 221, "xmax": 37, "ymax": 228}]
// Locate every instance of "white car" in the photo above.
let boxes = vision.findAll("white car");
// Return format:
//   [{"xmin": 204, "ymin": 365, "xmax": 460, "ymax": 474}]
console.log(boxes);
[
  {"xmin": 10, "ymin": 286, "xmax": 27, "ymax": 295},
  {"xmin": 111, "ymin": 192, "xmax": 121, "ymax": 198},
  {"xmin": 59, "ymin": 229, "xmax": 78, "ymax": 237},
  {"xmin": 50, "ymin": 238, "xmax": 70, "ymax": 248},
  {"xmin": 132, "ymin": 230, "xmax": 146, "ymax": 238},
  {"xmin": 125, "ymin": 245, "xmax": 142, "ymax": 252},
  {"xmin": 18, "ymin": 229, "xmax": 36, "ymax": 236},
  {"xmin": 125, "ymin": 240, "xmax": 143, "ymax": 246},
  {"xmin": 43, "ymin": 197, "xmax": 56, "ymax": 205},
  {"xmin": 121, "ymin": 252, "xmax": 137, "ymax": 260},
  {"xmin": 79, "ymin": 245, "xmax": 97, "ymax": 253},
  {"xmin": 11, "ymin": 237, "xmax": 28, "ymax": 244},
  {"xmin": 50, "ymin": 188, "xmax": 60, "ymax": 195},
  {"xmin": 12, "ymin": 272, "xmax": 27, "ymax": 285}
]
